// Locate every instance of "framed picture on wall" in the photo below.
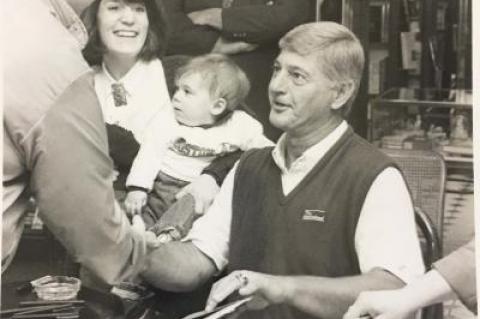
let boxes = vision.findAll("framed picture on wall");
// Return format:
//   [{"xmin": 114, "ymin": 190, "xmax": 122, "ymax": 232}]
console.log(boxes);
[{"xmin": 369, "ymin": 0, "xmax": 390, "ymax": 44}]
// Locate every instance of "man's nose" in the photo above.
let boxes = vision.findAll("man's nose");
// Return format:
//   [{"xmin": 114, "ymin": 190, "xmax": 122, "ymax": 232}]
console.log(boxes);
[{"xmin": 269, "ymin": 72, "xmax": 287, "ymax": 94}]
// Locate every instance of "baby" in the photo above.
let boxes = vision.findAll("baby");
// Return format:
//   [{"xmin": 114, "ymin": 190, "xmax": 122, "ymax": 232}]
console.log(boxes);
[{"xmin": 125, "ymin": 54, "xmax": 273, "ymax": 241}]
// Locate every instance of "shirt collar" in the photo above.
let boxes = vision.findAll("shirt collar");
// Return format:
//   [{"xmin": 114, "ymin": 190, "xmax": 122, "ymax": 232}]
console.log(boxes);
[
  {"xmin": 100, "ymin": 60, "xmax": 147, "ymax": 96},
  {"xmin": 272, "ymin": 120, "xmax": 349, "ymax": 173}
]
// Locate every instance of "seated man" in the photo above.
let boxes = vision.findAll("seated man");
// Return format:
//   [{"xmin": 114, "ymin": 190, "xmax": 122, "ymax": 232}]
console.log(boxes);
[{"xmin": 142, "ymin": 22, "xmax": 424, "ymax": 319}]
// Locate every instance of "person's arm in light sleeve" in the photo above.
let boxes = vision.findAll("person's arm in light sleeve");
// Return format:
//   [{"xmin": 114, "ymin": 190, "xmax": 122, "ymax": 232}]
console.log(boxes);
[
  {"xmin": 127, "ymin": 103, "xmax": 176, "ymax": 191},
  {"xmin": 205, "ymin": 167, "xmax": 423, "ymax": 317},
  {"xmin": 141, "ymin": 163, "xmax": 237, "ymax": 290},
  {"xmin": 344, "ymin": 240, "xmax": 476, "ymax": 319},
  {"xmin": 343, "ymin": 269, "xmax": 455, "ymax": 319},
  {"xmin": 29, "ymin": 73, "xmax": 148, "ymax": 285},
  {"xmin": 124, "ymin": 141, "xmax": 166, "ymax": 215},
  {"xmin": 433, "ymin": 239, "xmax": 476, "ymax": 312},
  {"xmin": 355, "ymin": 167, "xmax": 425, "ymax": 283},
  {"xmin": 126, "ymin": 103, "xmax": 176, "ymax": 214},
  {"xmin": 132, "ymin": 69, "xmax": 176, "ymax": 188},
  {"xmin": 126, "ymin": 141, "xmax": 165, "ymax": 191}
]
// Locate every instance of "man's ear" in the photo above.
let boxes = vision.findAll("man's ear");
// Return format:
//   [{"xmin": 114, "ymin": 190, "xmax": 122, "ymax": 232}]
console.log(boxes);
[
  {"xmin": 211, "ymin": 98, "xmax": 228, "ymax": 116},
  {"xmin": 331, "ymin": 80, "xmax": 355, "ymax": 110}
]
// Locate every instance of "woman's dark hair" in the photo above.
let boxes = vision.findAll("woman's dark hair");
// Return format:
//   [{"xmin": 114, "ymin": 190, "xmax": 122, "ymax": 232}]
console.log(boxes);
[{"xmin": 81, "ymin": 0, "xmax": 169, "ymax": 66}]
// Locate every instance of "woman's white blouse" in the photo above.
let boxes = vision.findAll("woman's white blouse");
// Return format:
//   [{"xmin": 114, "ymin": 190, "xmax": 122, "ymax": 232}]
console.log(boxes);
[{"xmin": 93, "ymin": 58, "xmax": 174, "ymax": 145}]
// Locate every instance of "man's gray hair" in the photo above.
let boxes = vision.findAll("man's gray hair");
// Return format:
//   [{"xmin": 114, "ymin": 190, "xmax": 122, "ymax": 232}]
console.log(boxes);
[{"xmin": 279, "ymin": 22, "xmax": 365, "ymax": 117}]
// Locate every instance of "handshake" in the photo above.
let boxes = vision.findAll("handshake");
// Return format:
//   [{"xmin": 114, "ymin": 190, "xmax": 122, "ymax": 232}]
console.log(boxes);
[{"xmin": 126, "ymin": 191, "xmax": 198, "ymax": 244}]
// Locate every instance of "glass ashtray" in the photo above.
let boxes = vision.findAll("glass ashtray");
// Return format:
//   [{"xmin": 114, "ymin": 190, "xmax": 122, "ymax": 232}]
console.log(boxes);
[{"xmin": 33, "ymin": 276, "xmax": 81, "ymax": 301}]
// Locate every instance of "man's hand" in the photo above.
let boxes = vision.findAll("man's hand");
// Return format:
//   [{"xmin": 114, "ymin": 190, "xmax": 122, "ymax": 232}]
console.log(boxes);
[
  {"xmin": 343, "ymin": 289, "xmax": 415, "ymax": 319},
  {"xmin": 124, "ymin": 190, "xmax": 147, "ymax": 215},
  {"xmin": 188, "ymin": 8, "xmax": 223, "ymax": 29},
  {"xmin": 205, "ymin": 271, "xmax": 287, "ymax": 312},
  {"xmin": 212, "ymin": 37, "xmax": 258, "ymax": 55},
  {"xmin": 131, "ymin": 215, "xmax": 160, "ymax": 249},
  {"xmin": 175, "ymin": 174, "xmax": 220, "ymax": 214}
]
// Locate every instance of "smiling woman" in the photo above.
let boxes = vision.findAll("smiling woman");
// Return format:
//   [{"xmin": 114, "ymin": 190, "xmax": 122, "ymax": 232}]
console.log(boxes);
[
  {"xmin": 83, "ymin": 0, "xmax": 168, "ymax": 65},
  {"xmin": 97, "ymin": 0, "xmax": 149, "ymax": 66},
  {"xmin": 81, "ymin": 0, "xmax": 173, "ymax": 181}
]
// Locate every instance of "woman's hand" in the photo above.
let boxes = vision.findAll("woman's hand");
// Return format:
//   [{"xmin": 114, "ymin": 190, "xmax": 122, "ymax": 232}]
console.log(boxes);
[
  {"xmin": 175, "ymin": 174, "xmax": 220, "ymax": 215},
  {"xmin": 205, "ymin": 271, "xmax": 287, "ymax": 312},
  {"xmin": 125, "ymin": 190, "xmax": 147, "ymax": 215}
]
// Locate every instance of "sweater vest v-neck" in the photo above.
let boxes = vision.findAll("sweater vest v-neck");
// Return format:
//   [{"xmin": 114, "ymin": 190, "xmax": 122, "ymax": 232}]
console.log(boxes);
[{"xmin": 228, "ymin": 127, "xmax": 397, "ymax": 319}]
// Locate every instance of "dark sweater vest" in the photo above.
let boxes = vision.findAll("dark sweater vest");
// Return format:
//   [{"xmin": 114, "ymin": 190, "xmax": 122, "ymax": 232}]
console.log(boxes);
[{"xmin": 228, "ymin": 127, "xmax": 397, "ymax": 319}]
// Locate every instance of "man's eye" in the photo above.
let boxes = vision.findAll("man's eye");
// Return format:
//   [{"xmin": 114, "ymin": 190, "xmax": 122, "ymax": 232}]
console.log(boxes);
[
  {"xmin": 272, "ymin": 65, "xmax": 281, "ymax": 74},
  {"xmin": 291, "ymin": 72, "xmax": 303, "ymax": 79},
  {"xmin": 290, "ymin": 71, "xmax": 307, "ymax": 84}
]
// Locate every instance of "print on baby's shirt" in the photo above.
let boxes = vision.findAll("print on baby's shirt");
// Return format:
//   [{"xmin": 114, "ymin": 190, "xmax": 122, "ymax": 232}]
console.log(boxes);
[{"xmin": 170, "ymin": 137, "xmax": 239, "ymax": 157}]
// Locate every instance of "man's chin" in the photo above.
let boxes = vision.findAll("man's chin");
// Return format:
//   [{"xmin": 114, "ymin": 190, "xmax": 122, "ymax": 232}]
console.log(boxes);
[{"xmin": 269, "ymin": 113, "xmax": 288, "ymax": 131}]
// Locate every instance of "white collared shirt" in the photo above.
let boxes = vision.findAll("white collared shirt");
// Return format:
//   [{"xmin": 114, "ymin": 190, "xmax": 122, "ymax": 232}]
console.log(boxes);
[
  {"xmin": 272, "ymin": 121, "xmax": 350, "ymax": 194},
  {"xmin": 186, "ymin": 121, "xmax": 425, "ymax": 283},
  {"xmin": 94, "ymin": 59, "xmax": 173, "ymax": 145}
]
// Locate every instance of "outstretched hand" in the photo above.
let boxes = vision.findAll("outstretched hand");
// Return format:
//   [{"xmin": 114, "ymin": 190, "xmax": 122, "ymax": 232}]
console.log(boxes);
[
  {"xmin": 131, "ymin": 215, "xmax": 160, "ymax": 249},
  {"xmin": 205, "ymin": 271, "xmax": 286, "ymax": 313},
  {"xmin": 343, "ymin": 289, "xmax": 415, "ymax": 319}
]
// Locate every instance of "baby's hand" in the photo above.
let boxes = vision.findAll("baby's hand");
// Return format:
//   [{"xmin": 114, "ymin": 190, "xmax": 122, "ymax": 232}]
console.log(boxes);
[{"xmin": 125, "ymin": 190, "xmax": 147, "ymax": 215}]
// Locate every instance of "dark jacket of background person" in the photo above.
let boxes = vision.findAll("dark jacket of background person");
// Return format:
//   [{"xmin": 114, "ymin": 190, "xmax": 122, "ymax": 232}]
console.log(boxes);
[{"xmin": 164, "ymin": 0, "xmax": 315, "ymax": 140}]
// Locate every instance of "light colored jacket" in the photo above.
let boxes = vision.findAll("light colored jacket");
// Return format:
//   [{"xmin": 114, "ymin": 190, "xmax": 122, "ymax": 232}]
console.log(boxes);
[{"xmin": 2, "ymin": 0, "xmax": 146, "ymax": 284}]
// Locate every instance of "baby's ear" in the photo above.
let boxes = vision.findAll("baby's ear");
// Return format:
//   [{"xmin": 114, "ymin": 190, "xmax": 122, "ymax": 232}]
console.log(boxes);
[{"xmin": 211, "ymin": 98, "xmax": 228, "ymax": 116}]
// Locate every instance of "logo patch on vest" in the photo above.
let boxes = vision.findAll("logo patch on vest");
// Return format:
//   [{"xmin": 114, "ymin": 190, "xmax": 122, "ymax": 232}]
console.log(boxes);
[{"xmin": 302, "ymin": 209, "xmax": 326, "ymax": 222}]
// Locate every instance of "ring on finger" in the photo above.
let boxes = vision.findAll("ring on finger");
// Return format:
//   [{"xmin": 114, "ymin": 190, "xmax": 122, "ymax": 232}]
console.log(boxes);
[{"xmin": 235, "ymin": 272, "xmax": 248, "ymax": 287}]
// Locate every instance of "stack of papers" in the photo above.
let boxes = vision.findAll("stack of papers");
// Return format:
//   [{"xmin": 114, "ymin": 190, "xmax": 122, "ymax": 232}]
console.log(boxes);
[{"xmin": 182, "ymin": 297, "xmax": 252, "ymax": 319}]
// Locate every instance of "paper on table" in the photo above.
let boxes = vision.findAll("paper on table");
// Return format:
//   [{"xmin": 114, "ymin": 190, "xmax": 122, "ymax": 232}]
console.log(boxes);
[{"xmin": 181, "ymin": 297, "xmax": 252, "ymax": 319}]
